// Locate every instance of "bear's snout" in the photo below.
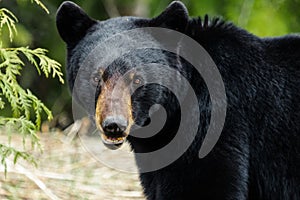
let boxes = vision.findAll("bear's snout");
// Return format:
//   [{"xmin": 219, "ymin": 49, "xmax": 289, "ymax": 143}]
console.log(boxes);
[{"xmin": 95, "ymin": 74, "xmax": 134, "ymax": 149}]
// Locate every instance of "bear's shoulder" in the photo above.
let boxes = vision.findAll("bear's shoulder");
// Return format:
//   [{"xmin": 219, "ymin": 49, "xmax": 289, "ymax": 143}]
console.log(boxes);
[{"xmin": 263, "ymin": 35, "xmax": 300, "ymax": 70}]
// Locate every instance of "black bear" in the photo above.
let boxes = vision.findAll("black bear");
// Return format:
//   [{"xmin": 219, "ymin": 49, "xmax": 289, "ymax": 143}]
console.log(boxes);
[{"xmin": 56, "ymin": 1, "xmax": 300, "ymax": 199}]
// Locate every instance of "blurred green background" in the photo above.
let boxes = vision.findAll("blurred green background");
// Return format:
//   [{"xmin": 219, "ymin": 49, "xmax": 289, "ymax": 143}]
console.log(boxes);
[{"xmin": 1, "ymin": 0, "xmax": 299, "ymax": 129}]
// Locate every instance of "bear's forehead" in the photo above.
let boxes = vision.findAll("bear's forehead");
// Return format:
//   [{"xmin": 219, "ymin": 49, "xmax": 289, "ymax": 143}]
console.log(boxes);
[
  {"xmin": 71, "ymin": 16, "xmax": 149, "ymax": 57},
  {"xmin": 71, "ymin": 16, "xmax": 153, "ymax": 68},
  {"xmin": 94, "ymin": 16, "xmax": 148, "ymax": 40}
]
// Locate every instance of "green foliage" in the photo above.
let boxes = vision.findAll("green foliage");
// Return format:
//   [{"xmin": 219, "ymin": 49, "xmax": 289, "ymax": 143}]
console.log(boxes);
[
  {"xmin": 0, "ymin": 0, "xmax": 63, "ymax": 175},
  {"xmin": 183, "ymin": 0, "xmax": 299, "ymax": 37},
  {"xmin": 30, "ymin": 0, "xmax": 49, "ymax": 13},
  {"xmin": 0, "ymin": 8, "xmax": 17, "ymax": 42},
  {"xmin": 0, "ymin": 143, "xmax": 37, "ymax": 175}
]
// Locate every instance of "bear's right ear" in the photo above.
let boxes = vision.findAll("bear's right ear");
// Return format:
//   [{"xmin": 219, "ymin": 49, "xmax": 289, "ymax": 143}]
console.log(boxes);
[{"xmin": 56, "ymin": 1, "xmax": 97, "ymax": 46}]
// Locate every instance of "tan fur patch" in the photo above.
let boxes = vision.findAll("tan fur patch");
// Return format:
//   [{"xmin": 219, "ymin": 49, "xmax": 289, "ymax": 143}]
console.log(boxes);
[{"xmin": 95, "ymin": 74, "xmax": 134, "ymax": 135}]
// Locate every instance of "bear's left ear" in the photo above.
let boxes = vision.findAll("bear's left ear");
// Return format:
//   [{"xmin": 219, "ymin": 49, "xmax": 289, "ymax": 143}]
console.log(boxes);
[
  {"xmin": 56, "ymin": 1, "xmax": 97, "ymax": 47},
  {"xmin": 151, "ymin": 1, "xmax": 189, "ymax": 31}
]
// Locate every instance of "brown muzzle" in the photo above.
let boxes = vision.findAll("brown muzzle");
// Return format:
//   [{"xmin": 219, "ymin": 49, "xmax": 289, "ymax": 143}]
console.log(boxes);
[{"xmin": 95, "ymin": 74, "xmax": 133, "ymax": 149}]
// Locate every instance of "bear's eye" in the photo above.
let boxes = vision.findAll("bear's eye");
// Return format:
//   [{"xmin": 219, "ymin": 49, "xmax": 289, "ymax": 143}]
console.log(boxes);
[
  {"xmin": 132, "ymin": 76, "xmax": 143, "ymax": 85},
  {"xmin": 93, "ymin": 76, "xmax": 100, "ymax": 83},
  {"xmin": 91, "ymin": 75, "xmax": 101, "ymax": 87}
]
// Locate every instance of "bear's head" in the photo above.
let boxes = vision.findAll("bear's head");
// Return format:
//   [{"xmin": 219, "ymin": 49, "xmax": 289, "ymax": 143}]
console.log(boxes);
[{"xmin": 56, "ymin": 1, "xmax": 196, "ymax": 151}]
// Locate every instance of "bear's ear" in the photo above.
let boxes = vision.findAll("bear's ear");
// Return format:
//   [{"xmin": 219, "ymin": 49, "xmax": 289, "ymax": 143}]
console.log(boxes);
[
  {"xmin": 56, "ymin": 1, "xmax": 97, "ymax": 46},
  {"xmin": 151, "ymin": 1, "xmax": 189, "ymax": 31}
]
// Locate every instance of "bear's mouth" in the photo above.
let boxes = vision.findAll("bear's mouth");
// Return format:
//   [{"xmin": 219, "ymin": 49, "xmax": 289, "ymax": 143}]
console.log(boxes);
[{"xmin": 100, "ymin": 132, "xmax": 127, "ymax": 150}]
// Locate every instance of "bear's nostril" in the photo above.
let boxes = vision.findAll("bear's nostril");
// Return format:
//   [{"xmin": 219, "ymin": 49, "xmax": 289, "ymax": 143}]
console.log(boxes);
[{"xmin": 105, "ymin": 123, "xmax": 116, "ymax": 132}]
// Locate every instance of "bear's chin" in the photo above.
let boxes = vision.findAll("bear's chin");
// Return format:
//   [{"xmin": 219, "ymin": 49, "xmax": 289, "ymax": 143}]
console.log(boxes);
[
  {"xmin": 103, "ymin": 142, "xmax": 124, "ymax": 150},
  {"xmin": 100, "ymin": 133, "xmax": 126, "ymax": 150}
]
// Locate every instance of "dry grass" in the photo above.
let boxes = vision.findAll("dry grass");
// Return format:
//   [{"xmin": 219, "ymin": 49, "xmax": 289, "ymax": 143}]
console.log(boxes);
[{"xmin": 0, "ymin": 120, "xmax": 145, "ymax": 200}]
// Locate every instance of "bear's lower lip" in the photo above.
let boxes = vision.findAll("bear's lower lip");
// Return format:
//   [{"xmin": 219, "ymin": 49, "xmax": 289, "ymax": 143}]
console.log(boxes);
[{"xmin": 100, "ymin": 133, "xmax": 126, "ymax": 150}]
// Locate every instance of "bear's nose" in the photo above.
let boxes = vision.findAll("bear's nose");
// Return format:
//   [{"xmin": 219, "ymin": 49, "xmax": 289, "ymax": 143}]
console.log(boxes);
[{"xmin": 102, "ymin": 117, "xmax": 127, "ymax": 135}]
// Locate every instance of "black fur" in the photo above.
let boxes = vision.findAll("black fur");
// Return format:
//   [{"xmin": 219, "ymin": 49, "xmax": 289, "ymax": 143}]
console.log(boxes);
[
  {"xmin": 56, "ymin": 1, "xmax": 97, "ymax": 48},
  {"xmin": 56, "ymin": 1, "xmax": 300, "ymax": 199}
]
